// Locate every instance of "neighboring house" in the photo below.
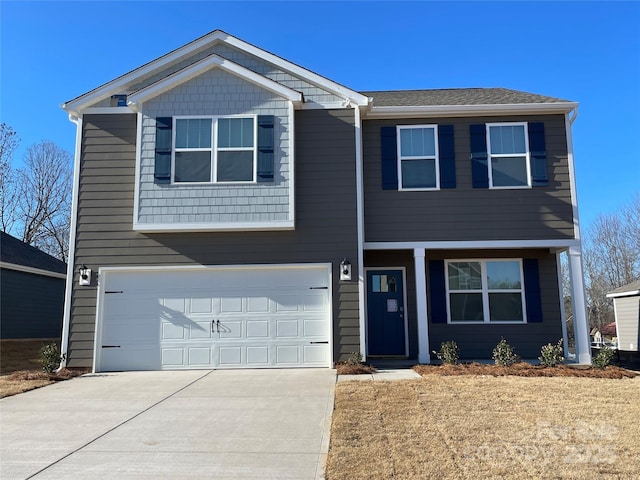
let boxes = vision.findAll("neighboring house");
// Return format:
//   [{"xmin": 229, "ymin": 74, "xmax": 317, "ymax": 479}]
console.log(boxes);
[
  {"xmin": 0, "ymin": 232, "xmax": 67, "ymax": 339},
  {"xmin": 607, "ymin": 280, "xmax": 640, "ymax": 352},
  {"xmin": 60, "ymin": 30, "xmax": 592, "ymax": 372}
]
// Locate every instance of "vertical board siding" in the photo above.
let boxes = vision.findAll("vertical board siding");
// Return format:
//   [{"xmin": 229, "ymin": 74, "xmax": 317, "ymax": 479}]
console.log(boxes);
[
  {"xmin": 69, "ymin": 111, "xmax": 359, "ymax": 367},
  {"xmin": 0, "ymin": 270, "xmax": 65, "ymax": 339},
  {"xmin": 363, "ymin": 114, "xmax": 575, "ymax": 242},
  {"xmin": 614, "ymin": 296, "xmax": 640, "ymax": 351}
]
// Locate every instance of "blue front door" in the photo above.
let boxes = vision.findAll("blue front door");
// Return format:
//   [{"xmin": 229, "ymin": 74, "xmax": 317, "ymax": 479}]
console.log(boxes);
[{"xmin": 366, "ymin": 269, "xmax": 405, "ymax": 356}]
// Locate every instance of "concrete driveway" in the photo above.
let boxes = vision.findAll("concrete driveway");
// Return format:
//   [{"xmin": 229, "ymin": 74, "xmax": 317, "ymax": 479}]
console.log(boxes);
[{"xmin": 0, "ymin": 369, "xmax": 335, "ymax": 479}]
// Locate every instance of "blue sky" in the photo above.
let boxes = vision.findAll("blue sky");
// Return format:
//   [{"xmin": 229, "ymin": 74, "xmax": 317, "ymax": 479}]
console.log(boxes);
[{"xmin": 1, "ymin": 1, "xmax": 639, "ymax": 229}]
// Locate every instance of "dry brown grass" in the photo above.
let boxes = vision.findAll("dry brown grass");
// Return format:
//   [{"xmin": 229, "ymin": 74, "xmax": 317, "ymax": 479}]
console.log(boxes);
[
  {"xmin": 335, "ymin": 362, "xmax": 377, "ymax": 375},
  {"xmin": 0, "ymin": 340, "xmax": 87, "ymax": 398},
  {"xmin": 326, "ymin": 375, "xmax": 640, "ymax": 479}
]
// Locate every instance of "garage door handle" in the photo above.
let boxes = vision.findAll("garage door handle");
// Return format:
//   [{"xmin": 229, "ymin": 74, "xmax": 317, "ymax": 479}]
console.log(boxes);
[
  {"xmin": 310, "ymin": 341, "xmax": 328, "ymax": 344},
  {"xmin": 102, "ymin": 345, "xmax": 121, "ymax": 348}
]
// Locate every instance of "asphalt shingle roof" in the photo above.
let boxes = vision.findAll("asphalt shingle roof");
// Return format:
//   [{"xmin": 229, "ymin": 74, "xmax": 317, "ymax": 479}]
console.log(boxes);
[
  {"xmin": 360, "ymin": 88, "xmax": 571, "ymax": 107},
  {"xmin": 608, "ymin": 280, "xmax": 640, "ymax": 296},
  {"xmin": 0, "ymin": 231, "xmax": 67, "ymax": 274}
]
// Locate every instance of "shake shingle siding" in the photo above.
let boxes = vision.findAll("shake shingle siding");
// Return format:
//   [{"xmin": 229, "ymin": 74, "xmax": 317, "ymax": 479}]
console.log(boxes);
[
  {"xmin": 69, "ymin": 111, "xmax": 360, "ymax": 367},
  {"xmin": 363, "ymin": 114, "xmax": 575, "ymax": 243}
]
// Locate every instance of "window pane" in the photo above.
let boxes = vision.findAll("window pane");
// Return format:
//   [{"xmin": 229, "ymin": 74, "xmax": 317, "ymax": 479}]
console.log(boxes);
[
  {"xmin": 487, "ymin": 261, "xmax": 521, "ymax": 289},
  {"xmin": 489, "ymin": 125, "xmax": 526, "ymax": 154},
  {"xmin": 218, "ymin": 118, "xmax": 254, "ymax": 148},
  {"xmin": 400, "ymin": 128, "xmax": 435, "ymax": 157},
  {"xmin": 450, "ymin": 293, "xmax": 484, "ymax": 321},
  {"xmin": 175, "ymin": 119, "xmax": 212, "ymax": 149},
  {"xmin": 489, "ymin": 293, "xmax": 523, "ymax": 321},
  {"xmin": 492, "ymin": 156, "xmax": 528, "ymax": 187},
  {"xmin": 175, "ymin": 151, "xmax": 211, "ymax": 182},
  {"xmin": 217, "ymin": 151, "xmax": 254, "ymax": 181},
  {"xmin": 372, "ymin": 275, "xmax": 381, "ymax": 292},
  {"xmin": 448, "ymin": 262, "xmax": 482, "ymax": 290},
  {"xmin": 401, "ymin": 159, "xmax": 436, "ymax": 188}
]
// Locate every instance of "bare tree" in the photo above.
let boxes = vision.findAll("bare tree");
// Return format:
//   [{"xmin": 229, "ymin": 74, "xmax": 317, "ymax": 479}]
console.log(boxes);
[
  {"xmin": 0, "ymin": 123, "xmax": 20, "ymax": 232},
  {"xmin": 16, "ymin": 141, "xmax": 73, "ymax": 261}
]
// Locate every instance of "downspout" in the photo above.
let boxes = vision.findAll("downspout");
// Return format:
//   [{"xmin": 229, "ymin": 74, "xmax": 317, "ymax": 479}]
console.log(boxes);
[{"xmin": 58, "ymin": 113, "xmax": 83, "ymax": 370}]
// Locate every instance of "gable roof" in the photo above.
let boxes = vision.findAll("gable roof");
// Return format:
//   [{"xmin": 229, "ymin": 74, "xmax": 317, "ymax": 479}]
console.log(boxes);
[
  {"xmin": 62, "ymin": 29, "xmax": 367, "ymax": 115},
  {"xmin": 607, "ymin": 280, "xmax": 640, "ymax": 298},
  {"xmin": 362, "ymin": 88, "xmax": 570, "ymax": 106},
  {"xmin": 0, "ymin": 231, "xmax": 67, "ymax": 275}
]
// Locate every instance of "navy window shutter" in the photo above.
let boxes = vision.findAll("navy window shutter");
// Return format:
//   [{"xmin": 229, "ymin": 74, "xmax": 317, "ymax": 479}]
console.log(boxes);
[
  {"xmin": 380, "ymin": 126, "xmax": 398, "ymax": 190},
  {"xmin": 523, "ymin": 259, "xmax": 543, "ymax": 323},
  {"xmin": 470, "ymin": 124, "xmax": 489, "ymax": 188},
  {"xmin": 528, "ymin": 122, "xmax": 548, "ymax": 186},
  {"xmin": 429, "ymin": 260, "xmax": 448, "ymax": 323},
  {"xmin": 438, "ymin": 125, "xmax": 456, "ymax": 188},
  {"xmin": 154, "ymin": 117, "xmax": 172, "ymax": 184},
  {"xmin": 257, "ymin": 115, "xmax": 275, "ymax": 182}
]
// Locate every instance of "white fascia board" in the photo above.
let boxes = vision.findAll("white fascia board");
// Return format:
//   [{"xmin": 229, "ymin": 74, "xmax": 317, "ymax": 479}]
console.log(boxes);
[
  {"xmin": 81, "ymin": 107, "xmax": 137, "ymax": 115},
  {"xmin": 0, "ymin": 261, "xmax": 67, "ymax": 279},
  {"xmin": 62, "ymin": 30, "xmax": 231, "ymax": 115},
  {"xmin": 222, "ymin": 35, "xmax": 369, "ymax": 106},
  {"xmin": 606, "ymin": 290, "xmax": 640, "ymax": 299},
  {"xmin": 127, "ymin": 54, "xmax": 302, "ymax": 108},
  {"xmin": 132, "ymin": 220, "xmax": 295, "ymax": 233},
  {"xmin": 364, "ymin": 239, "xmax": 582, "ymax": 250},
  {"xmin": 364, "ymin": 102, "xmax": 578, "ymax": 119}
]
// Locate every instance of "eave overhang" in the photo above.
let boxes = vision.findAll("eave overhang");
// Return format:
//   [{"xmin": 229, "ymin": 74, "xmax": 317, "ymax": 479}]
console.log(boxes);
[{"xmin": 363, "ymin": 102, "xmax": 579, "ymax": 119}]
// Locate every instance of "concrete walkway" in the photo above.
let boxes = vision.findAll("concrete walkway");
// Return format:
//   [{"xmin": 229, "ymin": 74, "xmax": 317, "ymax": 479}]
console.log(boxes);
[
  {"xmin": 0, "ymin": 369, "xmax": 335, "ymax": 480},
  {"xmin": 337, "ymin": 368, "xmax": 422, "ymax": 382}
]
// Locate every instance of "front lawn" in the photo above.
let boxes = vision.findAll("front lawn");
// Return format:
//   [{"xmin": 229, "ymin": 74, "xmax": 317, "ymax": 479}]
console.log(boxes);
[{"xmin": 326, "ymin": 374, "xmax": 640, "ymax": 479}]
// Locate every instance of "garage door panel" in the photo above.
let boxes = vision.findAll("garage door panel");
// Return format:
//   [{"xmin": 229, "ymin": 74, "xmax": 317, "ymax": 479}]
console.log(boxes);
[{"xmin": 97, "ymin": 266, "xmax": 331, "ymax": 372}]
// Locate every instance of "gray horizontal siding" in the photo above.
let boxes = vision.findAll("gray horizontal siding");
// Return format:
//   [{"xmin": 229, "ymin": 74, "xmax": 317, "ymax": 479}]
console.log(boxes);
[
  {"xmin": 0, "ymin": 269, "xmax": 65, "ymax": 339},
  {"xmin": 614, "ymin": 296, "xmax": 639, "ymax": 351},
  {"xmin": 68, "ymin": 111, "xmax": 359, "ymax": 367},
  {"xmin": 363, "ymin": 114, "xmax": 575, "ymax": 242},
  {"xmin": 364, "ymin": 249, "xmax": 563, "ymax": 360}
]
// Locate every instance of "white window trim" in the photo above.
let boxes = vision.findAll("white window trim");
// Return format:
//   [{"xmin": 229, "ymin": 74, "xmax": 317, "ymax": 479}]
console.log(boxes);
[
  {"xmin": 486, "ymin": 122, "xmax": 532, "ymax": 190},
  {"xmin": 445, "ymin": 258, "xmax": 527, "ymax": 324},
  {"xmin": 397, "ymin": 124, "xmax": 440, "ymax": 191},
  {"xmin": 172, "ymin": 114, "xmax": 258, "ymax": 185}
]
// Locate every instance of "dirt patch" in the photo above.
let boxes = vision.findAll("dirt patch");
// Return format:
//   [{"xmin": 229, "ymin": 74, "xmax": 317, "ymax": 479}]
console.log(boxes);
[
  {"xmin": 326, "ymin": 375, "xmax": 640, "ymax": 479},
  {"xmin": 335, "ymin": 362, "xmax": 377, "ymax": 375},
  {"xmin": 413, "ymin": 362, "xmax": 638, "ymax": 379}
]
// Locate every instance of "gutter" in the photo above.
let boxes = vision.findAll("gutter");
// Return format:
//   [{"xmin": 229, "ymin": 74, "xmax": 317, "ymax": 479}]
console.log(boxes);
[{"xmin": 58, "ymin": 114, "xmax": 83, "ymax": 370}]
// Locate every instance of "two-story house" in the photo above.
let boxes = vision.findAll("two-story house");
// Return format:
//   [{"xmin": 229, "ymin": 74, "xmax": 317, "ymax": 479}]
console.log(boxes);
[{"xmin": 60, "ymin": 30, "xmax": 591, "ymax": 372}]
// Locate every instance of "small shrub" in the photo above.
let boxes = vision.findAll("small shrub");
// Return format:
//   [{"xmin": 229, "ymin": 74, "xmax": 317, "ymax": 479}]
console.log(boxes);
[
  {"xmin": 539, "ymin": 339, "xmax": 565, "ymax": 367},
  {"xmin": 40, "ymin": 342, "xmax": 65, "ymax": 374},
  {"xmin": 492, "ymin": 338, "xmax": 519, "ymax": 367},
  {"xmin": 345, "ymin": 351, "xmax": 363, "ymax": 366},
  {"xmin": 592, "ymin": 346, "xmax": 615, "ymax": 369},
  {"xmin": 432, "ymin": 340, "xmax": 460, "ymax": 365}
]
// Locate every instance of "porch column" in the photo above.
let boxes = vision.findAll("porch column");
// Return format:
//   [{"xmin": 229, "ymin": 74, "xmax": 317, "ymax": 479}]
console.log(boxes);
[
  {"xmin": 414, "ymin": 248, "xmax": 430, "ymax": 364},
  {"xmin": 568, "ymin": 246, "xmax": 592, "ymax": 364}
]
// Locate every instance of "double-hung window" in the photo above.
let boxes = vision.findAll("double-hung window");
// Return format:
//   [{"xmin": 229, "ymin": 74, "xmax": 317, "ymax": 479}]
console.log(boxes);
[
  {"xmin": 397, "ymin": 125, "xmax": 439, "ymax": 190},
  {"xmin": 173, "ymin": 116, "xmax": 256, "ymax": 183},
  {"xmin": 446, "ymin": 259, "xmax": 526, "ymax": 323},
  {"xmin": 487, "ymin": 123, "xmax": 530, "ymax": 188}
]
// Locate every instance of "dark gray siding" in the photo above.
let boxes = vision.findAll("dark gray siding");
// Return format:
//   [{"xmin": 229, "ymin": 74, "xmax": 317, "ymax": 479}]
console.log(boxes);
[
  {"xmin": 363, "ymin": 115, "xmax": 575, "ymax": 242},
  {"xmin": 68, "ymin": 112, "xmax": 359, "ymax": 367},
  {"xmin": 0, "ymin": 269, "xmax": 65, "ymax": 339},
  {"xmin": 364, "ymin": 249, "xmax": 563, "ymax": 360}
]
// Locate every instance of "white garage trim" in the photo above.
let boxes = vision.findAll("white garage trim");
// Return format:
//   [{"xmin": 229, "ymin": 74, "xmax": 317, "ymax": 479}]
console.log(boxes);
[{"xmin": 93, "ymin": 263, "xmax": 333, "ymax": 372}]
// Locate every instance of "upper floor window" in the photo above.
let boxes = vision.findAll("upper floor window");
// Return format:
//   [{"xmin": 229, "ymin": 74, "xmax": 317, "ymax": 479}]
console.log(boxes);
[
  {"xmin": 397, "ymin": 125, "xmax": 439, "ymax": 190},
  {"xmin": 174, "ymin": 116, "xmax": 255, "ymax": 183},
  {"xmin": 486, "ymin": 123, "xmax": 530, "ymax": 189},
  {"xmin": 446, "ymin": 259, "xmax": 525, "ymax": 323}
]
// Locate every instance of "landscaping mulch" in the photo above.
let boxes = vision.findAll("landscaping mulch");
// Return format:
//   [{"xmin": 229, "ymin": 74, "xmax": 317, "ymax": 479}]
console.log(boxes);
[{"xmin": 335, "ymin": 362, "xmax": 377, "ymax": 375}]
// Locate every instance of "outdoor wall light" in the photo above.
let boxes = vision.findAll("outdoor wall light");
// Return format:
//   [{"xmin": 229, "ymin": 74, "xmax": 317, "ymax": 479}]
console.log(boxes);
[
  {"xmin": 340, "ymin": 258, "xmax": 352, "ymax": 281},
  {"xmin": 79, "ymin": 264, "xmax": 92, "ymax": 286}
]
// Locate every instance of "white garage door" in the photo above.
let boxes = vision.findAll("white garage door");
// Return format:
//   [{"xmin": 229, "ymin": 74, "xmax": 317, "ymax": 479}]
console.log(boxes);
[{"xmin": 95, "ymin": 265, "xmax": 331, "ymax": 372}]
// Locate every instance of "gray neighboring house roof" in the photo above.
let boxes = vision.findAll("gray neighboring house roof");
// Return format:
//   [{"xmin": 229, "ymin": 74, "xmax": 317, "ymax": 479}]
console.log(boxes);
[
  {"xmin": 0, "ymin": 231, "xmax": 67, "ymax": 275},
  {"xmin": 607, "ymin": 280, "xmax": 640, "ymax": 298},
  {"xmin": 361, "ymin": 87, "xmax": 570, "ymax": 107}
]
